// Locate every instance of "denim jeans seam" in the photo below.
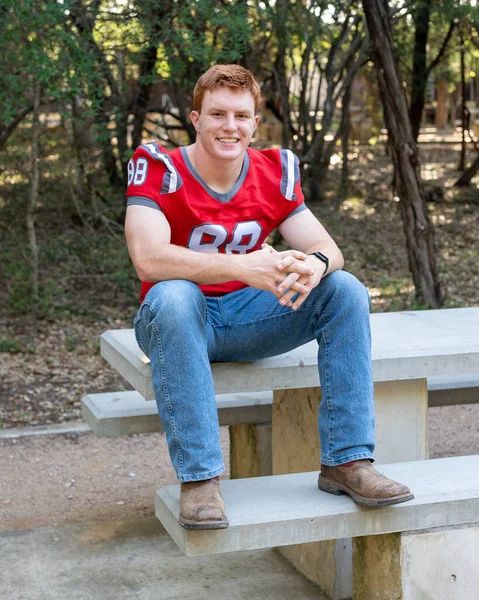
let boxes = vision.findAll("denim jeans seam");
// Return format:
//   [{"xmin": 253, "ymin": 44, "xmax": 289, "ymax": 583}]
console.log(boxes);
[
  {"xmin": 311, "ymin": 295, "xmax": 336, "ymax": 462},
  {"xmin": 151, "ymin": 317, "xmax": 184, "ymax": 476},
  {"xmin": 321, "ymin": 319, "xmax": 334, "ymax": 461},
  {"xmin": 201, "ymin": 296, "xmax": 209, "ymax": 325},
  {"xmin": 211, "ymin": 298, "xmax": 229, "ymax": 361},
  {"xmin": 133, "ymin": 324, "xmax": 146, "ymax": 356},
  {"xmin": 212, "ymin": 328, "xmax": 228, "ymax": 362}
]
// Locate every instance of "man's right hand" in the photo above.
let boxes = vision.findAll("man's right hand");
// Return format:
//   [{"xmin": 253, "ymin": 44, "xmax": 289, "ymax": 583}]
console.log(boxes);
[{"xmin": 238, "ymin": 246, "xmax": 315, "ymax": 301}]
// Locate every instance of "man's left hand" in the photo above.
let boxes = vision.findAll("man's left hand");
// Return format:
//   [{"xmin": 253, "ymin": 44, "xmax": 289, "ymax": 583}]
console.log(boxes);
[{"xmin": 262, "ymin": 244, "xmax": 326, "ymax": 310}]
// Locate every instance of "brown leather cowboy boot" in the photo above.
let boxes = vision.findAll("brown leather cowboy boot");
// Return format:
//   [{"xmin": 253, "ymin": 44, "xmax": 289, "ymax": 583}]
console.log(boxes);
[
  {"xmin": 179, "ymin": 476, "xmax": 229, "ymax": 529},
  {"xmin": 319, "ymin": 460, "xmax": 414, "ymax": 507}
]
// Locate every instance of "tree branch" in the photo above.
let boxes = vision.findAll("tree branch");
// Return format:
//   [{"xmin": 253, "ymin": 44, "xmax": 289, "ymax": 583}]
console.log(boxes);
[
  {"xmin": 426, "ymin": 20, "xmax": 456, "ymax": 78},
  {"xmin": 0, "ymin": 105, "xmax": 33, "ymax": 151}
]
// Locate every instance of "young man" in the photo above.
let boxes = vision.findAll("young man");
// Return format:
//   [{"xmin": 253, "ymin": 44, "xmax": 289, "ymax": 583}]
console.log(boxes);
[{"xmin": 125, "ymin": 65, "xmax": 413, "ymax": 530}]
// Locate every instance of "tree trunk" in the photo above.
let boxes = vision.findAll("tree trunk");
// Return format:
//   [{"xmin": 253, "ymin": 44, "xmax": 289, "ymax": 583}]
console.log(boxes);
[
  {"xmin": 435, "ymin": 79, "xmax": 448, "ymax": 129},
  {"xmin": 71, "ymin": 95, "xmax": 95, "ymax": 205},
  {"xmin": 454, "ymin": 153, "xmax": 479, "ymax": 186},
  {"xmin": 99, "ymin": 114, "xmax": 123, "ymax": 187},
  {"xmin": 273, "ymin": 56, "xmax": 293, "ymax": 150},
  {"xmin": 131, "ymin": 45, "xmax": 158, "ymax": 150},
  {"xmin": 449, "ymin": 87, "xmax": 458, "ymax": 128},
  {"xmin": 362, "ymin": 0, "xmax": 442, "ymax": 308},
  {"xmin": 273, "ymin": 0, "xmax": 293, "ymax": 149},
  {"xmin": 458, "ymin": 30, "xmax": 467, "ymax": 171},
  {"xmin": 69, "ymin": 2, "xmax": 126, "ymax": 187},
  {"xmin": 303, "ymin": 16, "xmax": 367, "ymax": 202},
  {"xmin": 27, "ymin": 79, "xmax": 41, "ymax": 308},
  {"xmin": 130, "ymin": 3, "xmax": 170, "ymax": 150},
  {"xmin": 341, "ymin": 82, "xmax": 352, "ymax": 190},
  {"xmin": 410, "ymin": 12, "xmax": 455, "ymax": 140},
  {"xmin": 409, "ymin": 0, "xmax": 430, "ymax": 141},
  {"xmin": 171, "ymin": 81, "xmax": 196, "ymax": 143}
]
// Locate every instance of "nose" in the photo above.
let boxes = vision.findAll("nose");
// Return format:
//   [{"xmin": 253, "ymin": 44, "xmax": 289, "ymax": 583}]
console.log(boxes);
[{"xmin": 223, "ymin": 114, "xmax": 237, "ymax": 132}]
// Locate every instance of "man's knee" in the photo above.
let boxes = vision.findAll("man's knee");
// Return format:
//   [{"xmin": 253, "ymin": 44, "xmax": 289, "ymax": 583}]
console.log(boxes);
[
  {"xmin": 322, "ymin": 270, "xmax": 370, "ymax": 309},
  {"xmin": 142, "ymin": 279, "xmax": 206, "ymax": 323}
]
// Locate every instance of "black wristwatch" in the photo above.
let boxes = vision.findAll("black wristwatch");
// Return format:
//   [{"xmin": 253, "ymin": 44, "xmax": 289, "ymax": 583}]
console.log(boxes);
[{"xmin": 309, "ymin": 251, "xmax": 329, "ymax": 275}]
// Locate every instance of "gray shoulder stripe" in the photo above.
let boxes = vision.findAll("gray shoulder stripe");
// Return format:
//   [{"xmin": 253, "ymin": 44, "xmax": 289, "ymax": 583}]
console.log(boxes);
[
  {"xmin": 126, "ymin": 196, "xmax": 162, "ymax": 211},
  {"xmin": 280, "ymin": 202, "xmax": 307, "ymax": 223},
  {"xmin": 280, "ymin": 149, "xmax": 300, "ymax": 201},
  {"xmin": 139, "ymin": 143, "xmax": 183, "ymax": 194}
]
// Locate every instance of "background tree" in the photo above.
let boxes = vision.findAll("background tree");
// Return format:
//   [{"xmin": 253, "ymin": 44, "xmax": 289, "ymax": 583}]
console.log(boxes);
[
  {"xmin": 254, "ymin": 0, "xmax": 369, "ymax": 200},
  {"xmin": 362, "ymin": 0, "xmax": 442, "ymax": 308},
  {"xmin": 454, "ymin": 22, "xmax": 479, "ymax": 185},
  {"xmin": 409, "ymin": 1, "xmax": 456, "ymax": 142}
]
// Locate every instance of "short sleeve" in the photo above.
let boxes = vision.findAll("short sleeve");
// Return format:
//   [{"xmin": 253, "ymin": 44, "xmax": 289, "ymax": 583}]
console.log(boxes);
[{"xmin": 126, "ymin": 142, "xmax": 182, "ymax": 205}]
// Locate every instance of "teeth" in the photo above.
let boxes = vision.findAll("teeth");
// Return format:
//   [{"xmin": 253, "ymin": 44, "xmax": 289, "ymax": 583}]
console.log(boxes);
[{"xmin": 218, "ymin": 138, "xmax": 238, "ymax": 143}]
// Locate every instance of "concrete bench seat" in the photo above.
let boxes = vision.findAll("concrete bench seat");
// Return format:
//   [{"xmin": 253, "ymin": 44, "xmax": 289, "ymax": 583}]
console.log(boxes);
[
  {"xmin": 81, "ymin": 373, "xmax": 479, "ymax": 438},
  {"xmin": 81, "ymin": 390, "xmax": 272, "ymax": 437},
  {"xmin": 156, "ymin": 455, "xmax": 479, "ymax": 598},
  {"xmin": 156, "ymin": 454, "xmax": 479, "ymax": 557},
  {"xmin": 427, "ymin": 373, "xmax": 479, "ymax": 406}
]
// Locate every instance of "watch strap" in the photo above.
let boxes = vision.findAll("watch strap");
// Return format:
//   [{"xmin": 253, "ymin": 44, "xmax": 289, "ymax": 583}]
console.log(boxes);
[{"xmin": 309, "ymin": 251, "xmax": 329, "ymax": 275}]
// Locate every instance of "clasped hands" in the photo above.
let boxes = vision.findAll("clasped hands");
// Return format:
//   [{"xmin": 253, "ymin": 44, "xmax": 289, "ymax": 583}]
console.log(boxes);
[{"xmin": 244, "ymin": 243, "xmax": 326, "ymax": 311}]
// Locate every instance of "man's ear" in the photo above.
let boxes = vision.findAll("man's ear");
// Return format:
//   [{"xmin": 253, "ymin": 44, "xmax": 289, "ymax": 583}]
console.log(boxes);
[
  {"xmin": 253, "ymin": 114, "xmax": 259, "ymax": 131},
  {"xmin": 190, "ymin": 111, "xmax": 200, "ymax": 132}
]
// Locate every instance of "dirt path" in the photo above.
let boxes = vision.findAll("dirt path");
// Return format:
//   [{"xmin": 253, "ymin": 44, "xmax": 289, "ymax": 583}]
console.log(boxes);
[
  {"xmin": 1, "ymin": 403, "xmax": 479, "ymax": 533},
  {"xmin": 0, "ymin": 427, "xmax": 230, "ymax": 532}
]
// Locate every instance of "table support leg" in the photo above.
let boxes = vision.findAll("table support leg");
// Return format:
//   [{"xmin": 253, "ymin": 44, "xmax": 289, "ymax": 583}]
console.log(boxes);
[
  {"xmin": 229, "ymin": 424, "xmax": 272, "ymax": 479},
  {"xmin": 353, "ymin": 526, "xmax": 479, "ymax": 599},
  {"xmin": 272, "ymin": 379, "xmax": 428, "ymax": 600}
]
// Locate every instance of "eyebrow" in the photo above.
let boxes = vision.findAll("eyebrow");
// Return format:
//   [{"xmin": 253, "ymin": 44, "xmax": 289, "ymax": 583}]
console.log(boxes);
[{"xmin": 208, "ymin": 107, "xmax": 253, "ymax": 115}]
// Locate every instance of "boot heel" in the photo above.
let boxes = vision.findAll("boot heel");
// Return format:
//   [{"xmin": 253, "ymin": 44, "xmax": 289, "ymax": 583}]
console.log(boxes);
[{"xmin": 318, "ymin": 476, "xmax": 344, "ymax": 496}]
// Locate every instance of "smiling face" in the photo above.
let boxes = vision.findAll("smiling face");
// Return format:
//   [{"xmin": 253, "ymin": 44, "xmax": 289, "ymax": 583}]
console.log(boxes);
[{"xmin": 190, "ymin": 86, "xmax": 259, "ymax": 165}]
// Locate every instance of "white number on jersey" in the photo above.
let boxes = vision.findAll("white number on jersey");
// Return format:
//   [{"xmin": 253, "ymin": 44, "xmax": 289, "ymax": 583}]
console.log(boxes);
[
  {"xmin": 188, "ymin": 224, "xmax": 229, "ymax": 253},
  {"xmin": 127, "ymin": 159, "xmax": 135, "ymax": 186},
  {"xmin": 187, "ymin": 221, "xmax": 262, "ymax": 254},
  {"xmin": 225, "ymin": 221, "xmax": 262, "ymax": 254},
  {"xmin": 128, "ymin": 158, "xmax": 149, "ymax": 186},
  {"xmin": 133, "ymin": 158, "xmax": 148, "ymax": 185}
]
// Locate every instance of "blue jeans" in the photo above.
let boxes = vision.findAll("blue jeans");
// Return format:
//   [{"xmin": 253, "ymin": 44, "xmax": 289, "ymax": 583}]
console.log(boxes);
[{"xmin": 133, "ymin": 270, "xmax": 375, "ymax": 482}]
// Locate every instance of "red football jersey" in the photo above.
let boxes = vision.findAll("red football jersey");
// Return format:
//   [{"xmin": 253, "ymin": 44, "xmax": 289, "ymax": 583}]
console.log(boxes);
[{"xmin": 126, "ymin": 142, "xmax": 306, "ymax": 301}]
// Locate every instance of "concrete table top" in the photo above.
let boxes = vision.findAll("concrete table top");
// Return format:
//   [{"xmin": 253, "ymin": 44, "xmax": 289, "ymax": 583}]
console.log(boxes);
[
  {"xmin": 155, "ymin": 454, "xmax": 479, "ymax": 556},
  {"xmin": 101, "ymin": 307, "xmax": 479, "ymax": 399}
]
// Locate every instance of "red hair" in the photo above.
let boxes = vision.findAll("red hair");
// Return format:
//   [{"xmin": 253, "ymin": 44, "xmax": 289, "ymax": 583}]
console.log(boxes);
[{"xmin": 193, "ymin": 65, "xmax": 261, "ymax": 114}]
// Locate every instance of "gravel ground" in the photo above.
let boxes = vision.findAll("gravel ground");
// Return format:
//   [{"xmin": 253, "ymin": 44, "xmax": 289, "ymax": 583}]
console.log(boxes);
[
  {"xmin": 1, "ymin": 404, "xmax": 479, "ymax": 533},
  {"xmin": 0, "ymin": 426, "xmax": 230, "ymax": 532}
]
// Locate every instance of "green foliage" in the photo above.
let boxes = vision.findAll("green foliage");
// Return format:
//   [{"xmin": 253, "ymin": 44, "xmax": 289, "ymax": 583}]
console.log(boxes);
[
  {"xmin": 0, "ymin": 339, "xmax": 21, "ymax": 353},
  {"xmin": 1, "ymin": 224, "xmax": 139, "ymax": 317},
  {"xmin": 393, "ymin": 0, "xmax": 479, "ymax": 91},
  {"xmin": 65, "ymin": 335, "xmax": 77, "ymax": 352},
  {"xmin": 2, "ymin": 253, "xmax": 36, "ymax": 314},
  {"xmin": 1, "ymin": 0, "xmax": 478, "ymax": 314},
  {"xmin": 2, "ymin": 248, "xmax": 62, "ymax": 316}
]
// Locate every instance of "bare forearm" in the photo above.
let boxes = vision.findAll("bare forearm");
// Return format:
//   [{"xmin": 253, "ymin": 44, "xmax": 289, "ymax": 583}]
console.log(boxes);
[
  {"xmin": 130, "ymin": 239, "xmax": 311, "ymax": 301},
  {"xmin": 278, "ymin": 208, "xmax": 344, "ymax": 275},
  {"xmin": 134, "ymin": 244, "xmax": 244, "ymax": 284}
]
